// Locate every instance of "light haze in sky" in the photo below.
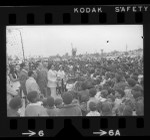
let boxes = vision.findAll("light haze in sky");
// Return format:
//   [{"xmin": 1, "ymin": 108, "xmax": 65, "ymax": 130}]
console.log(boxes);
[{"xmin": 7, "ymin": 25, "xmax": 143, "ymax": 58}]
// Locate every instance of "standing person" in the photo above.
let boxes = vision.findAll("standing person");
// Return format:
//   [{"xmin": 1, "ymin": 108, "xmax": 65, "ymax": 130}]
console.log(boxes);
[
  {"xmin": 47, "ymin": 65, "xmax": 58, "ymax": 99},
  {"xmin": 36, "ymin": 62, "xmax": 48, "ymax": 97},
  {"xmin": 7, "ymin": 66, "xmax": 18, "ymax": 107},
  {"xmin": 9, "ymin": 64, "xmax": 20, "ymax": 94},
  {"xmin": 57, "ymin": 65, "xmax": 66, "ymax": 94},
  {"xmin": 26, "ymin": 70, "xmax": 41, "ymax": 95},
  {"xmin": 19, "ymin": 62, "xmax": 29, "ymax": 98}
]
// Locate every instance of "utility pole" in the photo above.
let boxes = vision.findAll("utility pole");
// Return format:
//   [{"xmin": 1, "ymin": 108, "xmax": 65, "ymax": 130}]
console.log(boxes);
[{"xmin": 18, "ymin": 29, "xmax": 25, "ymax": 62}]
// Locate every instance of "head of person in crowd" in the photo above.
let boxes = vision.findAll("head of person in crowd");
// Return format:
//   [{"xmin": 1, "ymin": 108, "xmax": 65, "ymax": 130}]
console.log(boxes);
[
  {"xmin": 42, "ymin": 98, "xmax": 48, "ymax": 108},
  {"xmin": 70, "ymin": 91, "xmax": 79, "ymax": 105},
  {"xmin": 88, "ymin": 101, "xmax": 97, "ymax": 112},
  {"xmin": 101, "ymin": 90, "xmax": 108, "ymax": 99},
  {"xmin": 101, "ymin": 101, "xmax": 113, "ymax": 116},
  {"xmin": 8, "ymin": 96, "xmax": 22, "ymax": 112},
  {"xmin": 46, "ymin": 96, "xmax": 55, "ymax": 108},
  {"xmin": 135, "ymin": 98, "xmax": 144, "ymax": 116},
  {"xmin": 50, "ymin": 64, "xmax": 55, "ymax": 71},
  {"xmin": 62, "ymin": 92, "xmax": 73, "ymax": 105},
  {"xmin": 115, "ymin": 88, "xmax": 125, "ymax": 99},
  {"xmin": 107, "ymin": 94, "xmax": 115, "ymax": 103},
  {"xmin": 37, "ymin": 62, "xmax": 43, "ymax": 70},
  {"xmin": 123, "ymin": 98, "xmax": 135, "ymax": 110},
  {"xmin": 80, "ymin": 82, "xmax": 88, "ymax": 91},
  {"xmin": 21, "ymin": 62, "xmax": 29, "ymax": 71},
  {"xmin": 127, "ymin": 78, "xmax": 137, "ymax": 88},
  {"xmin": 115, "ymin": 73, "xmax": 123, "ymax": 83},
  {"xmin": 122, "ymin": 105, "xmax": 133, "ymax": 116},
  {"xmin": 28, "ymin": 70, "xmax": 37, "ymax": 80},
  {"xmin": 27, "ymin": 91, "xmax": 40, "ymax": 104},
  {"xmin": 55, "ymin": 98, "xmax": 63, "ymax": 108},
  {"xmin": 42, "ymin": 61, "xmax": 48, "ymax": 69},
  {"xmin": 89, "ymin": 88, "xmax": 97, "ymax": 98},
  {"xmin": 131, "ymin": 90, "xmax": 143, "ymax": 101},
  {"xmin": 15, "ymin": 64, "xmax": 21, "ymax": 72},
  {"xmin": 131, "ymin": 75, "xmax": 138, "ymax": 82}
]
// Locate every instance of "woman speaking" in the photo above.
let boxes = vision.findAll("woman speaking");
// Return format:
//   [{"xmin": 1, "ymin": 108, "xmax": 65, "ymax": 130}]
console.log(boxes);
[{"xmin": 47, "ymin": 64, "xmax": 58, "ymax": 99}]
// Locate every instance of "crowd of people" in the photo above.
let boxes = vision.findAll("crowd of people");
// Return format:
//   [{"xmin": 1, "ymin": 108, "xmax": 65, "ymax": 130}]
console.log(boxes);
[{"xmin": 7, "ymin": 52, "xmax": 144, "ymax": 116}]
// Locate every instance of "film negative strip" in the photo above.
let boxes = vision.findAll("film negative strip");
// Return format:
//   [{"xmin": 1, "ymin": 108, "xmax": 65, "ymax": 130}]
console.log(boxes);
[{"xmin": 0, "ymin": 5, "xmax": 149, "ymax": 137}]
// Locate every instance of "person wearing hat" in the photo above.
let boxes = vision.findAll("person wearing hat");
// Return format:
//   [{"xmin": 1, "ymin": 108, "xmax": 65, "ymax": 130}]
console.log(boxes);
[
  {"xmin": 86, "ymin": 101, "xmax": 100, "ymax": 116},
  {"xmin": 57, "ymin": 92, "xmax": 82, "ymax": 116}
]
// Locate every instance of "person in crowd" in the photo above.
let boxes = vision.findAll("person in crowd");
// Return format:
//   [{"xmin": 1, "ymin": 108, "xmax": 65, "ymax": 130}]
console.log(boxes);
[
  {"xmin": 43, "ymin": 96, "xmax": 58, "ymax": 116},
  {"xmin": 47, "ymin": 64, "xmax": 58, "ymax": 99},
  {"xmin": 7, "ymin": 66, "xmax": 19, "ymax": 106},
  {"xmin": 87, "ymin": 88, "xmax": 99, "ymax": 112},
  {"xmin": 54, "ymin": 98, "xmax": 63, "ymax": 109},
  {"xmin": 86, "ymin": 101, "xmax": 101, "ymax": 116},
  {"xmin": 57, "ymin": 65, "xmax": 66, "ymax": 94},
  {"xmin": 26, "ymin": 70, "xmax": 41, "ymax": 95},
  {"xmin": 19, "ymin": 62, "xmax": 29, "ymax": 98},
  {"xmin": 57, "ymin": 92, "xmax": 82, "ymax": 116},
  {"xmin": 135, "ymin": 98, "xmax": 144, "ymax": 116},
  {"xmin": 7, "ymin": 96, "xmax": 22, "ymax": 117},
  {"xmin": 113, "ymin": 73, "xmax": 128, "ymax": 91},
  {"xmin": 98, "ymin": 90, "xmax": 108, "ymax": 102},
  {"xmin": 79, "ymin": 94, "xmax": 89, "ymax": 116},
  {"xmin": 25, "ymin": 91, "xmax": 48, "ymax": 116},
  {"xmin": 36, "ymin": 62, "xmax": 48, "ymax": 97},
  {"xmin": 101, "ymin": 100, "xmax": 114, "ymax": 116},
  {"xmin": 9, "ymin": 64, "xmax": 20, "ymax": 93}
]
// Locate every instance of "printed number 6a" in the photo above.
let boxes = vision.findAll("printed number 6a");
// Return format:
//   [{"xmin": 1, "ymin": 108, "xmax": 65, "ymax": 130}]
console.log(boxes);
[
  {"xmin": 109, "ymin": 130, "xmax": 120, "ymax": 136},
  {"xmin": 38, "ymin": 130, "xmax": 44, "ymax": 137}
]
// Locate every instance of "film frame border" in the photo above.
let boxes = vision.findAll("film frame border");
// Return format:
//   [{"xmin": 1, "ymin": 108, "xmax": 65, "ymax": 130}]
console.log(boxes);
[{"xmin": 0, "ymin": 5, "xmax": 149, "ymax": 137}]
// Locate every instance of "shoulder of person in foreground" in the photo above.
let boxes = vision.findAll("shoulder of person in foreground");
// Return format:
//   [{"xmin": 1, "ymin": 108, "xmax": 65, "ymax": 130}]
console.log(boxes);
[
  {"xmin": 40, "ymin": 106, "xmax": 49, "ymax": 116},
  {"xmin": 25, "ymin": 104, "xmax": 48, "ymax": 116},
  {"xmin": 86, "ymin": 111, "xmax": 100, "ymax": 116}
]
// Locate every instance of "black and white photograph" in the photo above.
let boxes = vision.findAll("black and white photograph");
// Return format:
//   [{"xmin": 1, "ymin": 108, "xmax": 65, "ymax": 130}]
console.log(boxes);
[{"xmin": 6, "ymin": 25, "xmax": 143, "ymax": 117}]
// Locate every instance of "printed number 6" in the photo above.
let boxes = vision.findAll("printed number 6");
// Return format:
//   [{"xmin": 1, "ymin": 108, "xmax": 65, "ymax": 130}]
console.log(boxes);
[{"xmin": 38, "ymin": 130, "xmax": 44, "ymax": 137}]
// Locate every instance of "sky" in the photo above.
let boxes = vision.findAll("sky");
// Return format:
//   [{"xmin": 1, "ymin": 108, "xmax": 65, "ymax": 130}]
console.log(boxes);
[{"xmin": 6, "ymin": 25, "xmax": 143, "ymax": 58}]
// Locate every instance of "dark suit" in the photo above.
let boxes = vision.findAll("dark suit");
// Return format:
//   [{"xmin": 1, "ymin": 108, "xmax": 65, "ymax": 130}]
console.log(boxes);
[
  {"xmin": 19, "ymin": 69, "xmax": 28, "ymax": 97},
  {"xmin": 36, "ymin": 68, "xmax": 48, "ymax": 97}
]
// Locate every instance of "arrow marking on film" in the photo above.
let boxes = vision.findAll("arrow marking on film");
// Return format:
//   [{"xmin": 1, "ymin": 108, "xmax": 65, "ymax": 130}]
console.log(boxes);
[
  {"xmin": 22, "ymin": 130, "xmax": 36, "ymax": 137},
  {"xmin": 93, "ymin": 129, "xmax": 107, "ymax": 136}
]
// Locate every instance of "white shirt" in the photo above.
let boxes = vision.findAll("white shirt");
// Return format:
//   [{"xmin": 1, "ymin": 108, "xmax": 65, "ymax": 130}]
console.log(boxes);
[
  {"xmin": 47, "ymin": 69, "xmax": 57, "ymax": 88},
  {"xmin": 86, "ymin": 111, "xmax": 101, "ymax": 116},
  {"xmin": 57, "ymin": 70, "xmax": 65, "ymax": 80},
  {"xmin": 26, "ymin": 77, "xmax": 40, "ymax": 94}
]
